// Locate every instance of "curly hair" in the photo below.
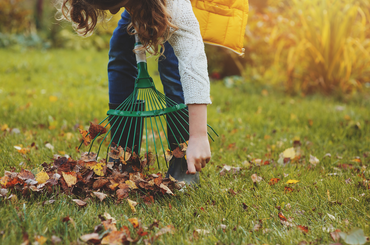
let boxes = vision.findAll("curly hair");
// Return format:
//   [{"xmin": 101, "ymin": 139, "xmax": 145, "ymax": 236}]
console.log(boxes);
[{"xmin": 55, "ymin": 0, "xmax": 178, "ymax": 55}]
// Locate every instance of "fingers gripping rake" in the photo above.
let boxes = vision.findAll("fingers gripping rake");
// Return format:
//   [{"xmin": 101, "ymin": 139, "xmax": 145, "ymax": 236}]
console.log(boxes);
[{"xmin": 80, "ymin": 34, "xmax": 218, "ymax": 169}]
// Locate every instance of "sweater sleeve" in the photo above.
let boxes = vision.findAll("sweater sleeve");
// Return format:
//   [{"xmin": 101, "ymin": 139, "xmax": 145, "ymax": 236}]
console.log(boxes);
[{"xmin": 167, "ymin": 0, "xmax": 212, "ymax": 105}]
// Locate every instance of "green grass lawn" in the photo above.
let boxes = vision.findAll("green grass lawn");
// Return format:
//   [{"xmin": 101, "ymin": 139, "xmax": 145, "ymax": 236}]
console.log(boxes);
[{"xmin": 0, "ymin": 49, "xmax": 370, "ymax": 244}]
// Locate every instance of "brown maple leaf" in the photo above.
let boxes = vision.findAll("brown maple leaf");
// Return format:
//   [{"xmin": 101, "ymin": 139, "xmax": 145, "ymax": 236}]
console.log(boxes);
[
  {"xmin": 88, "ymin": 122, "xmax": 107, "ymax": 139},
  {"xmin": 18, "ymin": 169, "xmax": 35, "ymax": 181},
  {"xmin": 172, "ymin": 147, "xmax": 185, "ymax": 158},
  {"xmin": 116, "ymin": 188, "xmax": 129, "ymax": 201},
  {"xmin": 93, "ymin": 179, "xmax": 109, "ymax": 190}
]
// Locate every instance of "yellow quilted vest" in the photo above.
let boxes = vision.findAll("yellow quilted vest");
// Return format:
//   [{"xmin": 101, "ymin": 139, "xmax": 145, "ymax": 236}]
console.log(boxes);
[{"xmin": 191, "ymin": 0, "xmax": 249, "ymax": 55}]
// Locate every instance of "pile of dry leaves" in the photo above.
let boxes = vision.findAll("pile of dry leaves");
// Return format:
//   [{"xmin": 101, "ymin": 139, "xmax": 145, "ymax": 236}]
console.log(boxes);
[{"xmin": 0, "ymin": 146, "xmax": 185, "ymax": 205}]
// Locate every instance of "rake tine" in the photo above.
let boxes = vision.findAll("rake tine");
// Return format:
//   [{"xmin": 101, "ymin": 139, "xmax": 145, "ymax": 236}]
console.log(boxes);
[
  {"xmin": 146, "ymin": 90, "xmax": 161, "ymax": 169},
  {"xmin": 137, "ymin": 97, "xmax": 145, "ymax": 157},
  {"xmin": 148, "ymin": 89, "xmax": 168, "ymax": 168}
]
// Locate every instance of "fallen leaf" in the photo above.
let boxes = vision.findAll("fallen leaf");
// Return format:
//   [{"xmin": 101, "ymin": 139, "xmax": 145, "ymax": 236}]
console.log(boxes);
[
  {"xmin": 51, "ymin": 235, "xmax": 62, "ymax": 244},
  {"xmin": 116, "ymin": 188, "xmax": 129, "ymax": 201},
  {"xmin": 128, "ymin": 218, "xmax": 139, "ymax": 228},
  {"xmin": 91, "ymin": 162, "xmax": 105, "ymax": 176},
  {"xmin": 80, "ymin": 233, "xmax": 100, "ymax": 243},
  {"xmin": 251, "ymin": 174, "xmax": 262, "ymax": 183},
  {"xmin": 79, "ymin": 129, "xmax": 91, "ymax": 146},
  {"xmin": 159, "ymin": 183, "xmax": 174, "ymax": 195},
  {"xmin": 172, "ymin": 147, "xmax": 185, "ymax": 158},
  {"xmin": 298, "ymin": 225, "xmax": 309, "ymax": 233},
  {"xmin": 155, "ymin": 225, "xmax": 175, "ymax": 238},
  {"xmin": 72, "ymin": 199, "xmax": 87, "ymax": 207},
  {"xmin": 1, "ymin": 124, "xmax": 9, "ymax": 131},
  {"xmin": 309, "ymin": 155, "xmax": 320, "ymax": 165},
  {"xmin": 119, "ymin": 151, "xmax": 132, "ymax": 165},
  {"xmin": 286, "ymin": 179, "xmax": 300, "ymax": 184},
  {"xmin": 143, "ymin": 195, "xmax": 154, "ymax": 205},
  {"xmin": 102, "ymin": 219, "xmax": 117, "ymax": 231},
  {"xmin": 219, "ymin": 165, "xmax": 240, "ymax": 176},
  {"xmin": 42, "ymin": 199, "xmax": 56, "ymax": 206},
  {"xmin": 35, "ymin": 171, "xmax": 49, "ymax": 184},
  {"xmin": 137, "ymin": 227, "xmax": 148, "ymax": 237},
  {"xmin": 101, "ymin": 231, "xmax": 125, "ymax": 245},
  {"xmin": 93, "ymin": 191, "xmax": 107, "ymax": 202},
  {"xmin": 327, "ymin": 213, "xmax": 336, "ymax": 221},
  {"xmin": 127, "ymin": 198, "xmax": 137, "ymax": 213},
  {"xmin": 103, "ymin": 212, "xmax": 117, "ymax": 224},
  {"xmin": 62, "ymin": 172, "xmax": 77, "ymax": 188},
  {"xmin": 269, "ymin": 178, "xmax": 280, "ymax": 185},
  {"xmin": 93, "ymin": 179, "xmax": 109, "ymax": 190},
  {"xmin": 253, "ymin": 223, "xmax": 261, "ymax": 231},
  {"xmin": 125, "ymin": 180, "xmax": 138, "ymax": 190},
  {"xmin": 194, "ymin": 229, "xmax": 210, "ymax": 236},
  {"xmin": 283, "ymin": 147, "xmax": 296, "ymax": 159},
  {"xmin": 345, "ymin": 178, "xmax": 352, "ymax": 184},
  {"xmin": 88, "ymin": 122, "xmax": 107, "ymax": 139},
  {"xmin": 330, "ymin": 230, "xmax": 341, "ymax": 242},
  {"xmin": 45, "ymin": 143, "xmax": 54, "ymax": 150},
  {"xmin": 284, "ymin": 186, "xmax": 294, "ymax": 193},
  {"xmin": 179, "ymin": 141, "xmax": 188, "ymax": 151},
  {"xmin": 18, "ymin": 169, "xmax": 35, "ymax": 181},
  {"xmin": 80, "ymin": 152, "xmax": 97, "ymax": 162},
  {"xmin": 0, "ymin": 188, "xmax": 8, "ymax": 197},
  {"xmin": 108, "ymin": 146, "xmax": 124, "ymax": 160},
  {"xmin": 34, "ymin": 235, "xmax": 47, "ymax": 245},
  {"xmin": 339, "ymin": 228, "xmax": 367, "ymax": 245},
  {"xmin": 278, "ymin": 212, "xmax": 287, "ymax": 221},
  {"xmin": 165, "ymin": 149, "xmax": 173, "ymax": 162}
]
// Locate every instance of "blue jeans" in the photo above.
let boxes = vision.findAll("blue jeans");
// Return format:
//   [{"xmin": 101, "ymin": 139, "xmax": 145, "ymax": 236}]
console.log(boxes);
[{"xmin": 108, "ymin": 10, "xmax": 184, "ymax": 105}]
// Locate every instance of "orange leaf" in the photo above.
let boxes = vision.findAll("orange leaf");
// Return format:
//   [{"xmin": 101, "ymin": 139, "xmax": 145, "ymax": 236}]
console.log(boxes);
[
  {"xmin": 79, "ymin": 129, "xmax": 91, "ymax": 146},
  {"xmin": 101, "ymin": 231, "xmax": 125, "ymax": 245},
  {"xmin": 269, "ymin": 178, "xmax": 280, "ymax": 185},
  {"xmin": 284, "ymin": 186, "xmax": 294, "ymax": 193},
  {"xmin": 137, "ymin": 228, "xmax": 148, "ymax": 237},
  {"xmin": 298, "ymin": 225, "xmax": 309, "ymax": 233},
  {"xmin": 1, "ymin": 176, "xmax": 23, "ymax": 188},
  {"xmin": 278, "ymin": 212, "xmax": 287, "ymax": 221},
  {"xmin": 128, "ymin": 218, "xmax": 139, "ymax": 228}
]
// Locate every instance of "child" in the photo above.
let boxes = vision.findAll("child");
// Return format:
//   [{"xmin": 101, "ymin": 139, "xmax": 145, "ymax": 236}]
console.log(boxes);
[{"xmin": 56, "ymin": 0, "xmax": 248, "ymax": 184}]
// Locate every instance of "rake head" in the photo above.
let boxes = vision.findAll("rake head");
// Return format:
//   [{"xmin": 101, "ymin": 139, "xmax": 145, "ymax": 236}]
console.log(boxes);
[{"xmin": 79, "ymin": 35, "xmax": 217, "ymax": 169}]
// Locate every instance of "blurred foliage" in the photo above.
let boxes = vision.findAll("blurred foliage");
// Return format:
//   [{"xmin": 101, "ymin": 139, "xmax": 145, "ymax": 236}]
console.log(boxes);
[
  {"xmin": 0, "ymin": 0, "xmax": 32, "ymax": 34},
  {"xmin": 1, "ymin": 0, "xmax": 369, "ymax": 95},
  {"xmin": 0, "ymin": 0, "xmax": 123, "ymax": 50},
  {"xmin": 243, "ymin": 0, "xmax": 370, "ymax": 95}
]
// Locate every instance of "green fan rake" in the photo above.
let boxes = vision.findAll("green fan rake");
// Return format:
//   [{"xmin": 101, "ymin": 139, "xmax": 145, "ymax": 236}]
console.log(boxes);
[{"xmin": 79, "ymin": 34, "xmax": 218, "ymax": 168}]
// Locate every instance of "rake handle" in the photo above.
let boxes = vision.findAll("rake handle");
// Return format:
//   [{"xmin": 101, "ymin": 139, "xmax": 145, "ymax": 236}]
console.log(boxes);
[{"xmin": 134, "ymin": 34, "xmax": 146, "ymax": 64}]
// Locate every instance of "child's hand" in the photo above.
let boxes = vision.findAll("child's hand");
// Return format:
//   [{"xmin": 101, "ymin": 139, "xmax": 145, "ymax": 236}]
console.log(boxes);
[{"xmin": 186, "ymin": 135, "xmax": 211, "ymax": 174}]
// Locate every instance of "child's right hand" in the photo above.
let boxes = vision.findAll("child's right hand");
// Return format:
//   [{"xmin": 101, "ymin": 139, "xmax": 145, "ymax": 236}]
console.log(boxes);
[
  {"xmin": 186, "ymin": 103, "xmax": 210, "ymax": 174},
  {"xmin": 186, "ymin": 135, "xmax": 211, "ymax": 174}
]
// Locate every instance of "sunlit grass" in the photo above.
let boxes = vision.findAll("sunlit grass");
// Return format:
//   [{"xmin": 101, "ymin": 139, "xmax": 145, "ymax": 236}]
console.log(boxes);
[{"xmin": 0, "ymin": 49, "xmax": 369, "ymax": 244}]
